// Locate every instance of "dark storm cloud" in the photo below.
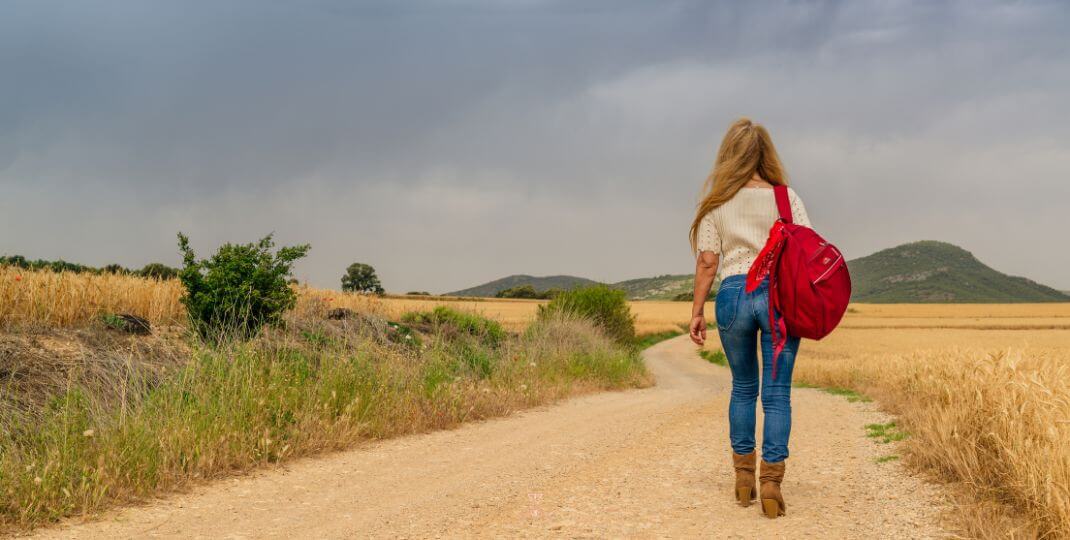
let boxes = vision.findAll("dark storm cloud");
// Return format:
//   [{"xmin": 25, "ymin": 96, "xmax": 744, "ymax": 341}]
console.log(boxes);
[{"xmin": 1, "ymin": 0, "xmax": 1068, "ymax": 291}]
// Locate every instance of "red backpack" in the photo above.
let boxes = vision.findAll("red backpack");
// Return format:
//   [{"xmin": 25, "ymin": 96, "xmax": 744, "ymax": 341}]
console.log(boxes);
[{"xmin": 745, "ymin": 185, "xmax": 851, "ymax": 377}]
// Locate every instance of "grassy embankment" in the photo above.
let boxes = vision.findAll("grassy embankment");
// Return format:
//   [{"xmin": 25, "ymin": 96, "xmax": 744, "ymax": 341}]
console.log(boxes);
[{"xmin": 0, "ymin": 269, "xmax": 650, "ymax": 532}]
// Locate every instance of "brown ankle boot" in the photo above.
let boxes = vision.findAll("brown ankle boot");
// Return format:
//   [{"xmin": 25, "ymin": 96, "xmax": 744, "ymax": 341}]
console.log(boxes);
[
  {"xmin": 759, "ymin": 459, "xmax": 787, "ymax": 518},
  {"xmin": 731, "ymin": 451, "xmax": 757, "ymax": 506}
]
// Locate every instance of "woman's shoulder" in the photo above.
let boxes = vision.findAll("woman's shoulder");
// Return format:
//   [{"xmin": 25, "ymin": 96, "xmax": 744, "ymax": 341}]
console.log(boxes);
[{"xmin": 700, "ymin": 206, "xmax": 718, "ymax": 222}]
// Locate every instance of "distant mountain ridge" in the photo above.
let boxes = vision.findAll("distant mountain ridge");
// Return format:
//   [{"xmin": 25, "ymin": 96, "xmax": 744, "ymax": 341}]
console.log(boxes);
[
  {"xmin": 610, "ymin": 274, "xmax": 694, "ymax": 300},
  {"xmin": 448, "ymin": 241, "xmax": 1070, "ymax": 303},
  {"xmin": 447, "ymin": 273, "xmax": 693, "ymax": 300},
  {"xmin": 447, "ymin": 275, "xmax": 599, "ymax": 297},
  {"xmin": 847, "ymin": 240, "xmax": 1068, "ymax": 303}
]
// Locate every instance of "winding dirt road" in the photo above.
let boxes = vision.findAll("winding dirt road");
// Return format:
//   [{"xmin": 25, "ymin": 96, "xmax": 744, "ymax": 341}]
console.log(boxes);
[{"xmin": 32, "ymin": 337, "xmax": 946, "ymax": 539}]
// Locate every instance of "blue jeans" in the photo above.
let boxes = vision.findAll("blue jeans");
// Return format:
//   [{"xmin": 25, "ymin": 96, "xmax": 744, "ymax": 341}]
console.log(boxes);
[{"xmin": 715, "ymin": 274, "xmax": 800, "ymax": 463}]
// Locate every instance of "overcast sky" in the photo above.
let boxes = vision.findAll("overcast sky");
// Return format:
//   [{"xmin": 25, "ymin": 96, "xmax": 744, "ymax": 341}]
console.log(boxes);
[{"xmin": 1, "ymin": 0, "xmax": 1068, "ymax": 292}]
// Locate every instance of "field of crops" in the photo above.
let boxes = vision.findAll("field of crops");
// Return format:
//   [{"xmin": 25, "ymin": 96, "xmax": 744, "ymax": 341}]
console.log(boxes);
[{"xmin": 0, "ymin": 267, "xmax": 693, "ymax": 335}]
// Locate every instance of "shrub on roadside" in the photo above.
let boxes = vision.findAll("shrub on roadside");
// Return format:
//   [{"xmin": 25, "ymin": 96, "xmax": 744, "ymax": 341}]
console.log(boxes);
[
  {"xmin": 522, "ymin": 314, "xmax": 648, "ymax": 387},
  {"xmin": 177, "ymin": 233, "xmax": 310, "ymax": 341},
  {"xmin": 537, "ymin": 285, "xmax": 636, "ymax": 344},
  {"xmin": 401, "ymin": 306, "xmax": 505, "ymax": 347}
]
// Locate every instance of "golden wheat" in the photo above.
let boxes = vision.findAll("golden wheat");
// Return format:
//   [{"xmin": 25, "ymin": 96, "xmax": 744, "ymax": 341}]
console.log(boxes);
[
  {"xmin": 0, "ymin": 267, "xmax": 184, "ymax": 328},
  {"xmin": 706, "ymin": 311, "xmax": 1070, "ymax": 538}
]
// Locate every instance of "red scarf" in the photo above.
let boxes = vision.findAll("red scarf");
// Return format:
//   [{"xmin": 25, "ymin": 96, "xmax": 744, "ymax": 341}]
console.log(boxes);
[{"xmin": 745, "ymin": 221, "xmax": 789, "ymax": 379}]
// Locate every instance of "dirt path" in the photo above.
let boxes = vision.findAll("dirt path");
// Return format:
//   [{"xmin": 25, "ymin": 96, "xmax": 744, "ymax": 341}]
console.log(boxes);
[{"xmin": 29, "ymin": 337, "xmax": 947, "ymax": 539}]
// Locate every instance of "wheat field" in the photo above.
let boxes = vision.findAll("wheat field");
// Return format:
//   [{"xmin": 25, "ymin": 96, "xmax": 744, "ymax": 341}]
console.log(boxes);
[
  {"xmin": 0, "ymin": 267, "xmax": 695, "ymax": 335},
  {"xmin": 712, "ymin": 307, "xmax": 1070, "ymax": 538}
]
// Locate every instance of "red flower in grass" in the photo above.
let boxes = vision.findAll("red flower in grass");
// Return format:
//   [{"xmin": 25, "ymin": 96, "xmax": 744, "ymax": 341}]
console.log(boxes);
[{"xmin": 14, "ymin": 275, "xmax": 21, "ymax": 282}]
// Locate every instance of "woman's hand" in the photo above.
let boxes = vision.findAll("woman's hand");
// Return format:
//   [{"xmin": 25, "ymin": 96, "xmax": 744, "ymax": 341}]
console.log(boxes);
[{"xmin": 689, "ymin": 315, "xmax": 707, "ymax": 345}]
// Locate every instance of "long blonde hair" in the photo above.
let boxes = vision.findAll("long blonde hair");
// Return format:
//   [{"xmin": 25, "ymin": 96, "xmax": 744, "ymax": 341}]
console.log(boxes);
[{"xmin": 689, "ymin": 117, "xmax": 788, "ymax": 252}]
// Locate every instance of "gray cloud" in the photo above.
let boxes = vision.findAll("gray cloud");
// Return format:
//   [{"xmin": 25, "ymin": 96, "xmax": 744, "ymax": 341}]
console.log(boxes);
[{"xmin": 2, "ymin": 0, "xmax": 1068, "ymax": 292}]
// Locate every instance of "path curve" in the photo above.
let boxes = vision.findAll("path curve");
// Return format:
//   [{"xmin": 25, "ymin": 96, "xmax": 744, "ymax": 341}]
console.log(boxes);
[{"xmin": 29, "ymin": 336, "xmax": 946, "ymax": 539}]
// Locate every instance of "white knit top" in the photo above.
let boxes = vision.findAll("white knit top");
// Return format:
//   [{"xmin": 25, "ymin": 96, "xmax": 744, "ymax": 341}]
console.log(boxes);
[{"xmin": 696, "ymin": 187, "xmax": 811, "ymax": 280}]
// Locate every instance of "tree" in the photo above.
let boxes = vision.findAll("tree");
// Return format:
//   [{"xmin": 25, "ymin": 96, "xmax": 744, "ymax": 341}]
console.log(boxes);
[
  {"xmin": 495, "ymin": 285, "xmax": 540, "ymax": 299},
  {"xmin": 138, "ymin": 262, "xmax": 180, "ymax": 280},
  {"xmin": 495, "ymin": 285, "xmax": 560, "ymax": 299},
  {"xmin": 341, "ymin": 263, "xmax": 384, "ymax": 295}
]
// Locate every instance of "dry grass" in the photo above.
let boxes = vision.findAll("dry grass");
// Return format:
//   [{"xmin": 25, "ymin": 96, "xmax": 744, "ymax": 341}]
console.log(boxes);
[
  {"xmin": 706, "ymin": 307, "xmax": 1070, "ymax": 538},
  {"xmin": 0, "ymin": 268, "xmax": 656, "ymax": 533}
]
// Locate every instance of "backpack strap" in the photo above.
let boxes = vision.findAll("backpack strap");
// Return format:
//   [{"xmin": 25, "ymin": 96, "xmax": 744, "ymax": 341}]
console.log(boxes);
[{"xmin": 774, "ymin": 185, "xmax": 793, "ymax": 224}]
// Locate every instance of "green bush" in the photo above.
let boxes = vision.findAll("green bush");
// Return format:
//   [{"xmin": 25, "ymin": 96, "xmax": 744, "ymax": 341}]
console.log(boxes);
[
  {"xmin": 537, "ymin": 285, "xmax": 635, "ymax": 344},
  {"xmin": 401, "ymin": 306, "xmax": 505, "ymax": 347},
  {"xmin": 177, "ymin": 233, "xmax": 310, "ymax": 341}
]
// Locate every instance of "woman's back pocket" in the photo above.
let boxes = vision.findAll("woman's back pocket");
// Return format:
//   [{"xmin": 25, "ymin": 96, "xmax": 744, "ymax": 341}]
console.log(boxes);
[{"xmin": 715, "ymin": 284, "xmax": 743, "ymax": 331}]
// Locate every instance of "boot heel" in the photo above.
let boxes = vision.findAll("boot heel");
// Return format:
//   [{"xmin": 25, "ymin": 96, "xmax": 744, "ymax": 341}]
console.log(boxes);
[
  {"xmin": 736, "ymin": 487, "xmax": 752, "ymax": 506},
  {"xmin": 762, "ymin": 498, "xmax": 780, "ymax": 519}
]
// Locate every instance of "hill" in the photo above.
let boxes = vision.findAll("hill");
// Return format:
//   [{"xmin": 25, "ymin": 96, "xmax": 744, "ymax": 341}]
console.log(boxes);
[
  {"xmin": 447, "ymin": 273, "xmax": 693, "ymax": 300},
  {"xmin": 848, "ymin": 241, "xmax": 1070, "ymax": 303},
  {"xmin": 612, "ymin": 274, "xmax": 694, "ymax": 300},
  {"xmin": 447, "ymin": 241, "xmax": 1069, "ymax": 303},
  {"xmin": 447, "ymin": 275, "xmax": 599, "ymax": 297}
]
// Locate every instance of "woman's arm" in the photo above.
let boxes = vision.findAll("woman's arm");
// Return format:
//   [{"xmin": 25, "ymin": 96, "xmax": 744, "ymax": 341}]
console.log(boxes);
[{"xmin": 689, "ymin": 250, "xmax": 719, "ymax": 345}]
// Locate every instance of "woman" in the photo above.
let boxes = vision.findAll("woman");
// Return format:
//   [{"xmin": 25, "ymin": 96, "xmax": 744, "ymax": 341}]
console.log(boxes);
[{"xmin": 688, "ymin": 118, "xmax": 811, "ymax": 519}]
